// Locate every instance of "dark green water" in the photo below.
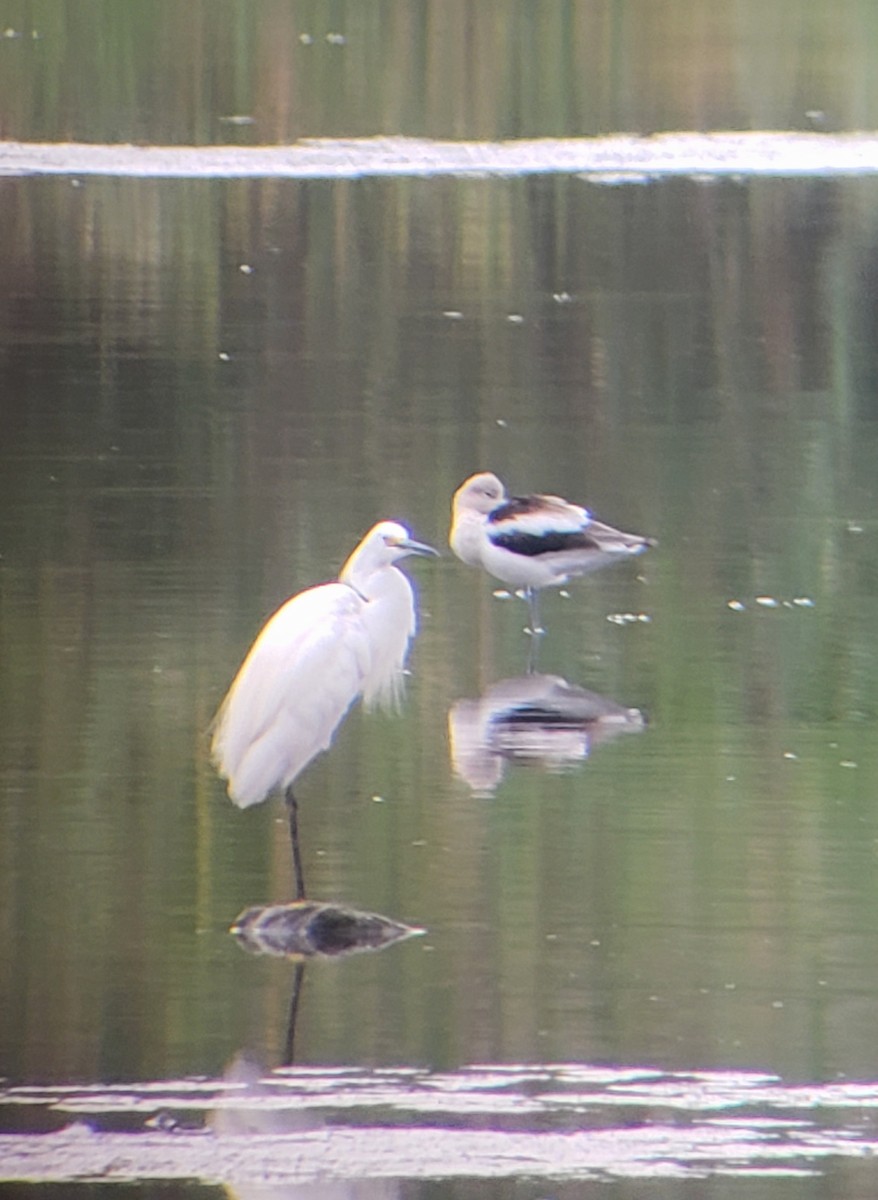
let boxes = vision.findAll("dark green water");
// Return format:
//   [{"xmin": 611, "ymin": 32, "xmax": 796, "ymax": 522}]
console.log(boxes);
[
  {"xmin": 4, "ymin": 0, "xmax": 878, "ymax": 142},
  {"xmin": 4, "ymin": 161, "xmax": 878, "ymax": 1133}
]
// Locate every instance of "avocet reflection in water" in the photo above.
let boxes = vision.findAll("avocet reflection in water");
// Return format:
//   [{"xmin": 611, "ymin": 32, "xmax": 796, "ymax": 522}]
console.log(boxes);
[{"xmin": 448, "ymin": 674, "xmax": 646, "ymax": 796}]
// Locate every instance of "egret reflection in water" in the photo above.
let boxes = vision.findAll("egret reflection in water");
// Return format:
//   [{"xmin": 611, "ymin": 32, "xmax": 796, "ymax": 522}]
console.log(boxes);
[
  {"xmin": 213, "ymin": 1055, "xmax": 403, "ymax": 1199},
  {"xmin": 449, "ymin": 674, "xmax": 646, "ymax": 796}
]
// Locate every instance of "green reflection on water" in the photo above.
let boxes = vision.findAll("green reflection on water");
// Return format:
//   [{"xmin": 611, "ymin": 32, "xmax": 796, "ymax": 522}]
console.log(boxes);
[
  {"xmin": 4, "ymin": 0, "xmax": 878, "ymax": 142},
  {"xmin": 1, "ymin": 169, "xmax": 878, "ymax": 1094}
]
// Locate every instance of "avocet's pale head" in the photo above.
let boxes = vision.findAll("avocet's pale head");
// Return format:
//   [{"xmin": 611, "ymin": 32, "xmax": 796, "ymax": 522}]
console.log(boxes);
[{"xmin": 452, "ymin": 472, "xmax": 507, "ymax": 517}]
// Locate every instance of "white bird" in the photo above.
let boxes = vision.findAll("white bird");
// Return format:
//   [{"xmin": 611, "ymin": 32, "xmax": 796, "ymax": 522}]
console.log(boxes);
[
  {"xmin": 450, "ymin": 471, "xmax": 655, "ymax": 635},
  {"xmin": 211, "ymin": 520, "xmax": 438, "ymax": 898}
]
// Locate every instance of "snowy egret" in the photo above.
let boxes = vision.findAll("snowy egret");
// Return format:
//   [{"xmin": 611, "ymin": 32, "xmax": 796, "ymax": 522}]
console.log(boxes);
[
  {"xmin": 450, "ymin": 471, "xmax": 655, "ymax": 634},
  {"xmin": 211, "ymin": 520, "xmax": 438, "ymax": 898}
]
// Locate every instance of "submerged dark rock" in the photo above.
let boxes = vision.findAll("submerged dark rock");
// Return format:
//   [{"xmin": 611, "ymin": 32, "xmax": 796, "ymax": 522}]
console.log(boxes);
[{"xmin": 230, "ymin": 900, "xmax": 425, "ymax": 959}]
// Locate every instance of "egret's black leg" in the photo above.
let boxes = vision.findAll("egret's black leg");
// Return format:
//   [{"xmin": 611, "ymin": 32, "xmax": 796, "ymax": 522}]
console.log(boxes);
[
  {"xmin": 285, "ymin": 786, "xmax": 306, "ymax": 900},
  {"xmin": 282, "ymin": 962, "xmax": 306, "ymax": 1066}
]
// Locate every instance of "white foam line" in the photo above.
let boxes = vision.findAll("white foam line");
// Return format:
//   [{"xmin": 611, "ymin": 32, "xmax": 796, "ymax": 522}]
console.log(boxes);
[{"xmin": 3, "ymin": 132, "xmax": 878, "ymax": 179}]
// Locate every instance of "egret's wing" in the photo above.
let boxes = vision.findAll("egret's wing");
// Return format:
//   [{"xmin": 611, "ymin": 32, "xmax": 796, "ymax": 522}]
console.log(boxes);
[{"xmin": 211, "ymin": 583, "xmax": 370, "ymax": 808}]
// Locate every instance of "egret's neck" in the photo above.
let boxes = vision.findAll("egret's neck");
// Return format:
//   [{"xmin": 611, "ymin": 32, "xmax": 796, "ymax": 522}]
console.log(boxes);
[
  {"xmin": 340, "ymin": 543, "xmax": 377, "ymax": 591},
  {"xmin": 340, "ymin": 542, "xmax": 397, "ymax": 600}
]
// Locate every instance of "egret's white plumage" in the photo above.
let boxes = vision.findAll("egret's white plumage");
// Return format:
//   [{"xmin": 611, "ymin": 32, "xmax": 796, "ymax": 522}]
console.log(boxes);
[
  {"xmin": 450, "ymin": 471, "xmax": 655, "ymax": 632},
  {"xmin": 212, "ymin": 520, "xmax": 436, "ymax": 808},
  {"xmin": 211, "ymin": 520, "xmax": 437, "ymax": 896}
]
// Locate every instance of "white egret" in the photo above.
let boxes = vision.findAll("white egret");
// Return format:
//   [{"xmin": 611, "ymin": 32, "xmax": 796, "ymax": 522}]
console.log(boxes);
[
  {"xmin": 211, "ymin": 520, "xmax": 438, "ymax": 899},
  {"xmin": 450, "ymin": 471, "xmax": 655, "ymax": 634}
]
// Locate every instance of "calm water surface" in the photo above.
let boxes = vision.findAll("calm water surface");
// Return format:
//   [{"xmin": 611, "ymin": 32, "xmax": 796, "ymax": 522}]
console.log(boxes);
[
  {"xmin": 2, "ymin": 169, "xmax": 878, "ymax": 1196},
  {"xmin": 4, "ymin": 6, "xmax": 878, "ymax": 1195}
]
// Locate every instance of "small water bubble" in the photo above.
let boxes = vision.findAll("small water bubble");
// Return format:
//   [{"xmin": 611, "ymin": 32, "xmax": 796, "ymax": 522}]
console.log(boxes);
[
  {"xmin": 771, "ymin": 1000, "xmax": 784, "ymax": 1009},
  {"xmin": 496, "ymin": 418, "xmax": 508, "ymax": 427},
  {"xmin": 218, "ymin": 352, "xmax": 231, "ymax": 361},
  {"xmin": 443, "ymin": 310, "xmax": 464, "ymax": 320},
  {"xmin": 326, "ymin": 31, "xmax": 347, "ymax": 44},
  {"xmin": 239, "ymin": 263, "xmax": 254, "ymax": 275},
  {"xmin": 840, "ymin": 760, "xmax": 858, "ymax": 769},
  {"xmin": 793, "ymin": 596, "xmax": 815, "ymax": 607},
  {"xmin": 371, "ymin": 795, "xmax": 385, "ymax": 803},
  {"xmin": 299, "ymin": 33, "xmax": 313, "ymax": 44},
  {"xmin": 755, "ymin": 596, "xmax": 779, "ymax": 608},
  {"xmin": 559, "ymin": 589, "xmax": 571, "ymax": 598},
  {"xmin": 492, "ymin": 589, "xmax": 513, "ymax": 600},
  {"xmin": 847, "ymin": 522, "xmax": 864, "ymax": 534},
  {"xmin": 783, "ymin": 751, "xmax": 798, "ymax": 760},
  {"xmin": 727, "ymin": 600, "xmax": 746, "ymax": 612},
  {"xmin": 506, "ymin": 313, "xmax": 524, "ymax": 324},
  {"xmin": 553, "ymin": 291, "xmax": 573, "ymax": 303}
]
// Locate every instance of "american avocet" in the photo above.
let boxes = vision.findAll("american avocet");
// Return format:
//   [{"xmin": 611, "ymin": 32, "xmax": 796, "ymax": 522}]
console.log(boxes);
[{"xmin": 450, "ymin": 471, "xmax": 654, "ymax": 634}]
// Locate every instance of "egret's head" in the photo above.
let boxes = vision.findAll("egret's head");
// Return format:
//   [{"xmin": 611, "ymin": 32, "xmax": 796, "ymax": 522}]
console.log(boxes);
[
  {"xmin": 375, "ymin": 520, "xmax": 440, "ymax": 562},
  {"xmin": 453, "ymin": 471, "xmax": 507, "ymax": 516},
  {"xmin": 340, "ymin": 520, "xmax": 438, "ymax": 587}
]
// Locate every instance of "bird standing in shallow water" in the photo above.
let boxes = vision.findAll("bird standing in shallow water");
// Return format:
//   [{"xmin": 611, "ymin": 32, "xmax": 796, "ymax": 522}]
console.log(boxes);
[
  {"xmin": 450, "ymin": 471, "xmax": 655, "ymax": 635},
  {"xmin": 211, "ymin": 520, "xmax": 438, "ymax": 899}
]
